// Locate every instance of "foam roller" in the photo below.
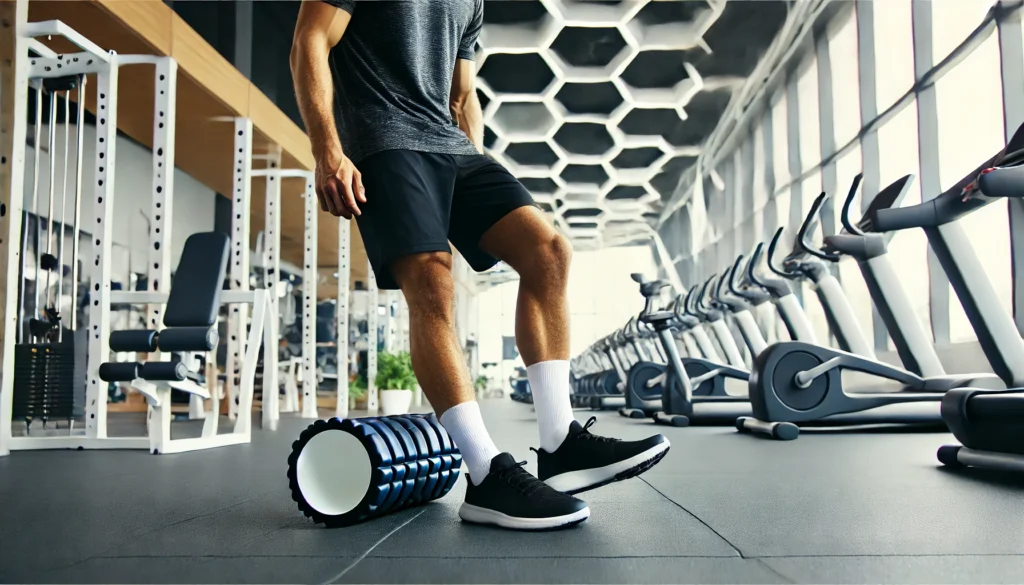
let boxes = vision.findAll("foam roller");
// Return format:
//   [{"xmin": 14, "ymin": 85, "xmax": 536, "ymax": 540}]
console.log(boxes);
[{"xmin": 287, "ymin": 414, "xmax": 463, "ymax": 527}]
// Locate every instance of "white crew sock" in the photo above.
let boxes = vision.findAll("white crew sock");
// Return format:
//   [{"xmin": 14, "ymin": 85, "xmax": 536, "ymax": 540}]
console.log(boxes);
[
  {"xmin": 439, "ymin": 401, "xmax": 502, "ymax": 486},
  {"xmin": 527, "ymin": 360, "xmax": 576, "ymax": 453}
]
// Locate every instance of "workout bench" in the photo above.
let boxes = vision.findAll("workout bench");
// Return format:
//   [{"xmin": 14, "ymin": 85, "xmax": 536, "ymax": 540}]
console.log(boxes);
[{"xmin": 99, "ymin": 232, "xmax": 273, "ymax": 454}]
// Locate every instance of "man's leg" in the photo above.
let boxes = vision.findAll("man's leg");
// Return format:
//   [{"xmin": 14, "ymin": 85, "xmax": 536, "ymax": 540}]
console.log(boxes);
[
  {"xmin": 390, "ymin": 250, "xmax": 589, "ymax": 530},
  {"xmin": 391, "ymin": 251, "xmax": 499, "ymax": 484},
  {"xmin": 478, "ymin": 207, "xmax": 576, "ymax": 452},
  {"xmin": 478, "ymin": 206, "xmax": 670, "ymax": 494}
]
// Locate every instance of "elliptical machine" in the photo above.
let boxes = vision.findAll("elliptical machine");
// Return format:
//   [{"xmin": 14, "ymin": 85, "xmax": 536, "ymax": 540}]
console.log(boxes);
[
  {"xmin": 866, "ymin": 123, "xmax": 1024, "ymax": 472},
  {"xmin": 620, "ymin": 276, "xmax": 673, "ymax": 419},
  {"xmin": 737, "ymin": 174, "xmax": 999, "ymax": 439}
]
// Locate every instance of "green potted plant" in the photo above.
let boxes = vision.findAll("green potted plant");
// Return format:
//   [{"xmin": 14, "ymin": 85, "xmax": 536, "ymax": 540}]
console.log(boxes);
[
  {"xmin": 474, "ymin": 375, "xmax": 488, "ymax": 393},
  {"xmin": 349, "ymin": 374, "xmax": 367, "ymax": 410},
  {"xmin": 377, "ymin": 351, "xmax": 417, "ymax": 415}
]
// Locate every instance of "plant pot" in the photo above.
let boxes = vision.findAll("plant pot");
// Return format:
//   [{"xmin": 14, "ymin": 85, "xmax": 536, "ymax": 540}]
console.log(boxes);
[{"xmin": 380, "ymin": 388, "xmax": 413, "ymax": 416}]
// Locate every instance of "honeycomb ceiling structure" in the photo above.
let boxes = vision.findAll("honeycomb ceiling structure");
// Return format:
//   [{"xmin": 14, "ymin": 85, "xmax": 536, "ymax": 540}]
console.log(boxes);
[{"xmin": 476, "ymin": 0, "xmax": 790, "ymax": 248}]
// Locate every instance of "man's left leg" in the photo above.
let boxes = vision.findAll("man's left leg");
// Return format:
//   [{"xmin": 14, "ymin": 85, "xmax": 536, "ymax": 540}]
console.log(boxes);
[{"xmin": 477, "ymin": 206, "xmax": 670, "ymax": 495}]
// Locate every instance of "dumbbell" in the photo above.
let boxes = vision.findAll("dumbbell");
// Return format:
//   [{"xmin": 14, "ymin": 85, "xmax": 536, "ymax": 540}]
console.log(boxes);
[{"xmin": 287, "ymin": 413, "xmax": 462, "ymax": 527}]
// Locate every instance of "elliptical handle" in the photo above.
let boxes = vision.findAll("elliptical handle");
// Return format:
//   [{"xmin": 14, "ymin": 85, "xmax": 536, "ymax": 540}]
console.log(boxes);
[
  {"xmin": 800, "ymin": 192, "xmax": 841, "ymax": 262},
  {"xmin": 728, "ymin": 254, "xmax": 746, "ymax": 295},
  {"xmin": 698, "ymin": 275, "xmax": 717, "ymax": 312},
  {"xmin": 747, "ymin": 242, "xmax": 767, "ymax": 287},
  {"xmin": 685, "ymin": 285, "xmax": 701, "ymax": 316},
  {"xmin": 767, "ymin": 227, "xmax": 799, "ymax": 279},
  {"xmin": 841, "ymin": 173, "xmax": 865, "ymax": 235}
]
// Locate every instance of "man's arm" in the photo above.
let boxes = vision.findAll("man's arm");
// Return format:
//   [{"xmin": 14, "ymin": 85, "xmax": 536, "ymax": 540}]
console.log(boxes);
[
  {"xmin": 290, "ymin": 2, "xmax": 349, "ymax": 164},
  {"xmin": 451, "ymin": 60, "xmax": 484, "ymax": 153},
  {"xmin": 291, "ymin": 1, "xmax": 363, "ymax": 217}
]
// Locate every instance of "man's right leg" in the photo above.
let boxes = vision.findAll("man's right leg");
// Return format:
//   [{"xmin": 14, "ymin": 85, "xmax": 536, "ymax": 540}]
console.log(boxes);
[{"xmin": 390, "ymin": 252, "xmax": 497, "ymax": 481}]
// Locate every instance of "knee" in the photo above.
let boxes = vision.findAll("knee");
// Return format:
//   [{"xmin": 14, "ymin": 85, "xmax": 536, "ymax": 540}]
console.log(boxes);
[
  {"xmin": 393, "ymin": 252, "xmax": 455, "ymax": 316},
  {"xmin": 524, "ymin": 233, "xmax": 572, "ymax": 286}
]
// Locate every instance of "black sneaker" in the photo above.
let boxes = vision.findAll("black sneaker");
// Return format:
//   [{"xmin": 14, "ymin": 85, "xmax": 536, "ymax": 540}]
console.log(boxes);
[
  {"xmin": 459, "ymin": 453, "xmax": 591, "ymax": 531},
  {"xmin": 536, "ymin": 417, "xmax": 670, "ymax": 495}
]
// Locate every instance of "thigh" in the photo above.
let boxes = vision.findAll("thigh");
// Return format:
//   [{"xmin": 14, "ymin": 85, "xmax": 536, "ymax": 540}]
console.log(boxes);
[
  {"xmin": 356, "ymin": 150, "xmax": 456, "ymax": 289},
  {"xmin": 448, "ymin": 155, "xmax": 536, "ymax": 271}
]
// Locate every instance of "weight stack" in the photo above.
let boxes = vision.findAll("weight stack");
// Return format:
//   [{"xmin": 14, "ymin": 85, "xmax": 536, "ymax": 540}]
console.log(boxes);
[
  {"xmin": 287, "ymin": 414, "xmax": 463, "ymax": 527},
  {"xmin": 12, "ymin": 339, "xmax": 81, "ymax": 421}
]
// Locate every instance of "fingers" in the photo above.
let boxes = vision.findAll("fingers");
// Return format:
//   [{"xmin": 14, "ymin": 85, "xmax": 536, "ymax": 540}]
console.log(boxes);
[
  {"xmin": 320, "ymin": 182, "xmax": 350, "ymax": 219},
  {"xmin": 353, "ymin": 168, "xmax": 367, "ymax": 203},
  {"xmin": 338, "ymin": 168, "xmax": 362, "ymax": 216}
]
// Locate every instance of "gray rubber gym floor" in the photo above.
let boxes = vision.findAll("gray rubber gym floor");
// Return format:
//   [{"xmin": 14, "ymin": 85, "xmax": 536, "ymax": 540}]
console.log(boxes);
[{"xmin": 2, "ymin": 399, "xmax": 1023, "ymax": 585}]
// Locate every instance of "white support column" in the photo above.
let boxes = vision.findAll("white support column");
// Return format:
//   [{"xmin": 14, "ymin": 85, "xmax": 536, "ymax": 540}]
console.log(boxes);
[
  {"xmin": 394, "ymin": 294, "xmax": 407, "ymax": 352},
  {"xmin": 0, "ymin": 0, "xmax": 29, "ymax": 457},
  {"xmin": 366, "ymin": 258, "xmax": 378, "ymax": 414},
  {"xmin": 382, "ymin": 291, "xmax": 395, "ymax": 354},
  {"xmin": 301, "ymin": 178, "xmax": 318, "ymax": 418},
  {"xmin": 228, "ymin": 118, "xmax": 252, "ymax": 422},
  {"xmin": 261, "ymin": 148, "xmax": 281, "ymax": 430},
  {"xmin": 146, "ymin": 57, "xmax": 175, "ymax": 327},
  {"xmin": 85, "ymin": 55, "xmax": 119, "ymax": 440},
  {"xmin": 335, "ymin": 219, "xmax": 350, "ymax": 418}
]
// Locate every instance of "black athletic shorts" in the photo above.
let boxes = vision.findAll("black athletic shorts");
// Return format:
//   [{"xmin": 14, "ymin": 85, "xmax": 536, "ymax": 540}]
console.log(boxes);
[{"xmin": 354, "ymin": 149, "xmax": 535, "ymax": 290}]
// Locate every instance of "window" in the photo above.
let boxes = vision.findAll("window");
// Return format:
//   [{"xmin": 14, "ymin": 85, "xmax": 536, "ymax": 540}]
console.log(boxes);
[
  {"xmin": 935, "ymin": 34, "xmax": 1012, "ymax": 342},
  {"xmin": 771, "ymin": 90, "xmax": 790, "ymax": 190},
  {"xmin": 932, "ymin": 0, "xmax": 994, "ymax": 64},
  {"xmin": 873, "ymin": 0, "xmax": 915, "ymax": 112},
  {"xmin": 833, "ymin": 144, "xmax": 885, "ymax": 346},
  {"xmin": 830, "ymin": 9, "xmax": 862, "ymax": 148},
  {"xmin": 752, "ymin": 122, "xmax": 769, "ymax": 213},
  {"xmin": 877, "ymin": 100, "xmax": 932, "ymax": 345},
  {"xmin": 797, "ymin": 55, "xmax": 822, "ymax": 172}
]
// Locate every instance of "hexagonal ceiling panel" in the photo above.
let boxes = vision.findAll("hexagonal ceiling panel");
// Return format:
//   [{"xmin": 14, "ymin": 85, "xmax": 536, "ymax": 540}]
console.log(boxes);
[{"xmin": 478, "ymin": 0, "xmax": 790, "ymax": 246}]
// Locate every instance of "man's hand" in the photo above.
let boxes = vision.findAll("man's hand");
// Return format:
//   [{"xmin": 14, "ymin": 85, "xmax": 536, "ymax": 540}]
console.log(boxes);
[{"xmin": 316, "ymin": 153, "xmax": 366, "ymax": 219}]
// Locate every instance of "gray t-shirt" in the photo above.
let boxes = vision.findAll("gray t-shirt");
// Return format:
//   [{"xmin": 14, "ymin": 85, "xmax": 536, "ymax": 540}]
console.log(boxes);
[{"xmin": 324, "ymin": 0, "xmax": 483, "ymax": 163}]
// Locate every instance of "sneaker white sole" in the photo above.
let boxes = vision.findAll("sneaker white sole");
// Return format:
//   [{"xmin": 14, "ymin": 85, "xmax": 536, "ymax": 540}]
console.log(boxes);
[
  {"xmin": 458, "ymin": 503, "xmax": 591, "ymax": 531},
  {"xmin": 545, "ymin": 440, "xmax": 671, "ymax": 494}
]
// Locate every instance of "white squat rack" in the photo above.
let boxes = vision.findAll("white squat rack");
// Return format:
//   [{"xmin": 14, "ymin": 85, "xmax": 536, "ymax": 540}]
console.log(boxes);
[{"xmin": 0, "ymin": 9, "xmax": 272, "ymax": 456}]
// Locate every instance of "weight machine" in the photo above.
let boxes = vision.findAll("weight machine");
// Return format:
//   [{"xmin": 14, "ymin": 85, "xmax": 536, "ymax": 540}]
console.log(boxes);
[{"xmin": 0, "ymin": 12, "xmax": 272, "ymax": 455}]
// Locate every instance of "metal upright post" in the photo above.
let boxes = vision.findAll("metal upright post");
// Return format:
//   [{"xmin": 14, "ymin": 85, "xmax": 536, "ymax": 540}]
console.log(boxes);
[
  {"xmin": 335, "ymin": 218, "xmax": 350, "ymax": 418},
  {"xmin": 785, "ymin": 74, "xmax": 804, "ymax": 305},
  {"xmin": 301, "ymin": 177, "xmax": 318, "ymax": 418},
  {"xmin": 366, "ymin": 257, "xmax": 378, "ymax": 414},
  {"xmin": 0, "ymin": 0, "xmax": 30, "ymax": 457},
  {"xmin": 85, "ymin": 54, "xmax": 119, "ymax": 440},
  {"xmin": 262, "ymin": 148, "xmax": 281, "ymax": 430},
  {"xmin": 816, "ymin": 29, "xmax": 838, "ymax": 243},
  {"xmin": 912, "ymin": 0, "xmax": 950, "ymax": 344},
  {"xmin": 856, "ymin": 0, "xmax": 889, "ymax": 351},
  {"xmin": 147, "ymin": 58, "xmax": 187, "ymax": 421},
  {"xmin": 228, "ymin": 118, "xmax": 252, "ymax": 421},
  {"xmin": 997, "ymin": 2, "xmax": 1024, "ymax": 337}
]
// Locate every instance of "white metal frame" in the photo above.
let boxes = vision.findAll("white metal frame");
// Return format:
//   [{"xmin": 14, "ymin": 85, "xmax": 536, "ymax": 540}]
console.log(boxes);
[
  {"xmin": 226, "ymin": 117, "xmax": 253, "ymax": 423},
  {"xmin": 250, "ymin": 167, "xmax": 318, "ymax": 423},
  {"xmin": 88, "ymin": 289, "xmax": 271, "ymax": 455},
  {"xmin": 335, "ymin": 219, "xmax": 350, "ymax": 418},
  {"xmin": 366, "ymin": 257, "xmax": 378, "ymax": 414},
  {"xmin": 0, "ymin": 16, "xmax": 273, "ymax": 455}
]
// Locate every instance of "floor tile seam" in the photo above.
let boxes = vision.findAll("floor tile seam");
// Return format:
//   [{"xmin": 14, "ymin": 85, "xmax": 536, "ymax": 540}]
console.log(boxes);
[
  {"xmin": 84, "ymin": 554, "xmax": 744, "ymax": 560},
  {"xmin": 638, "ymin": 476, "xmax": 746, "ymax": 558},
  {"xmin": 321, "ymin": 509, "xmax": 429, "ymax": 585},
  {"xmin": 752, "ymin": 553, "xmax": 1024, "ymax": 559}
]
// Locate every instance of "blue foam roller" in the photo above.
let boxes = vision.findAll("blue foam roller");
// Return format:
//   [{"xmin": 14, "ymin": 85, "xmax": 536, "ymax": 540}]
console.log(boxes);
[{"xmin": 287, "ymin": 414, "xmax": 462, "ymax": 527}]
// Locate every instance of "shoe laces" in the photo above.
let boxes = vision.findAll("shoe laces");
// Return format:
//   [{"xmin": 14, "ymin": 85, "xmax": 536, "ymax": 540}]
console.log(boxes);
[
  {"xmin": 576, "ymin": 417, "xmax": 618, "ymax": 443},
  {"xmin": 495, "ymin": 460, "xmax": 547, "ymax": 496}
]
